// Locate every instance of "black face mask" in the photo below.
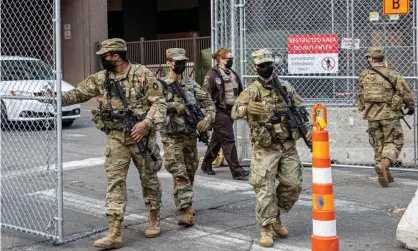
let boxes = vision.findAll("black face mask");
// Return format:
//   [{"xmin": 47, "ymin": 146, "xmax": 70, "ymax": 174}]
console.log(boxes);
[
  {"xmin": 256, "ymin": 63, "xmax": 274, "ymax": 79},
  {"xmin": 101, "ymin": 58, "xmax": 115, "ymax": 71},
  {"xmin": 226, "ymin": 58, "xmax": 233, "ymax": 69},
  {"xmin": 173, "ymin": 61, "xmax": 186, "ymax": 75}
]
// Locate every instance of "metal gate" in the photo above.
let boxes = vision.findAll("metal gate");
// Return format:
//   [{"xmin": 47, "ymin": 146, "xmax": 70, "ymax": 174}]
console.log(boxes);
[
  {"xmin": 1, "ymin": 0, "xmax": 64, "ymax": 242},
  {"xmin": 211, "ymin": 0, "xmax": 418, "ymax": 169}
]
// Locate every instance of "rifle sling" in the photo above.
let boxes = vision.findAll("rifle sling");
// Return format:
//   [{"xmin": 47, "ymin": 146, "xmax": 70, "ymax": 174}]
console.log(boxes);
[
  {"xmin": 368, "ymin": 67, "xmax": 410, "ymax": 123},
  {"xmin": 104, "ymin": 70, "xmax": 151, "ymax": 147},
  {"xmin": 368, "ymin": 67, "xmax": 396, "ymax": 92}
]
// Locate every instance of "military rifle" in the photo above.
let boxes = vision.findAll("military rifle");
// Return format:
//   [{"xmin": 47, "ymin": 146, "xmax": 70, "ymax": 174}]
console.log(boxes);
[
  {"xmin": 270, "ymin": 77, "xmax": 313, "ymax": 151},
  {"xmin": 106, "ymin": 72, "xmax": 158, "ymax": 161},
  {"xmin": 171, "ymin": 81, "xmax": 212, "ymax": 149}
]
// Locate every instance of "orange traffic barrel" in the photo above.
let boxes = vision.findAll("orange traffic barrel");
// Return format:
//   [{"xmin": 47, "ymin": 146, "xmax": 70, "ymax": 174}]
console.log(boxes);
[{"xmin": 311, "ymin": 104, "xmax": 339, "ymax": 251}]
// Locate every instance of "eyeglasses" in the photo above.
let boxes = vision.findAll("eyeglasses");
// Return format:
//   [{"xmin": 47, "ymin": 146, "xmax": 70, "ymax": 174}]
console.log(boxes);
[{"xmin": 223, "ymin": 57, "xmax": 234, "ymax": 60}]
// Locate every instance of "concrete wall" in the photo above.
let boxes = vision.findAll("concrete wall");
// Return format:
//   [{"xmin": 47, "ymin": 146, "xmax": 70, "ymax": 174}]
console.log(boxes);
[
  {"xmin": 62, "ymin": 0, "xmax": 108, "ymax": 86},
  {"xmin": 235, "ymin": 108, "xmax": 417, "ymax": 167}
]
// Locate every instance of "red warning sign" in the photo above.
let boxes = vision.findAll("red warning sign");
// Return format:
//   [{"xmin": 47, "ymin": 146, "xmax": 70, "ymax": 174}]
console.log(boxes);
[{"xmin": 288, "ymin": 34, "xmax": 339, "ymax": 74}]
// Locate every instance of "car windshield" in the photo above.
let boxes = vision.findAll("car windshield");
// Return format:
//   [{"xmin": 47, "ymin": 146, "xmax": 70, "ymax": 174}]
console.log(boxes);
[{"xmin": 0, "ymin": 59, "xmax": 54, "ymax": 81}]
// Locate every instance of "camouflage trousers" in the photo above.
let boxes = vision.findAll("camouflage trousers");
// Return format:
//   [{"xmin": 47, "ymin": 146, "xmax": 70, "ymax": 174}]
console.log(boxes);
[
  {"xmin": 104, "ymin": 130, "xmax": 163, "ymax": 221},
  {"xmin": 249, "ymin": 143, "xmax": 303, "ymax": 227},
  {"xmin": 161, "ymin": 133, "xmax": 199, "ymax": 210},
  {"xmin": 367, "ymin": 118, "xmax": 404, "ymax": 165}
]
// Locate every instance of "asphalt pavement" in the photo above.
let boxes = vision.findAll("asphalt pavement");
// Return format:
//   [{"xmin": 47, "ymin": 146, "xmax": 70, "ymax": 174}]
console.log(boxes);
[{"xmin": 1, "ymin": 101, "xmax": 418, "ymax": 251}]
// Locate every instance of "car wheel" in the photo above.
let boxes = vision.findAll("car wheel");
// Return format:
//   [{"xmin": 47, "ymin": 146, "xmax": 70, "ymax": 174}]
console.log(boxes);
[
  {"xmin": 1, "ymin": 101, "xmax": 10, "ymax": 130},
  {"xmin": 62, "ymin": 120, "xmax": 74, "ymax": 127}
]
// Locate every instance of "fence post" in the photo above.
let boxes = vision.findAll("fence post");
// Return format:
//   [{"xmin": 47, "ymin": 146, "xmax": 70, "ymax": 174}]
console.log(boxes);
[
  {"xmin": 415, "ymin": 0, "xmax": 418, "ymax": 168},
  {"xmin": 140, "ymin": 37, "xmax": 145, "ymax": 65},
  {"xmin": 193, "ymin": 33, "xmax": 198, "ymax": 78},
  {"xmin": 311, "ymin": 104, "xmax": 339, "ymax": 251},
  {"xmin": 55, "ymin": 0, "xmax": 64, "ymax": 242}
]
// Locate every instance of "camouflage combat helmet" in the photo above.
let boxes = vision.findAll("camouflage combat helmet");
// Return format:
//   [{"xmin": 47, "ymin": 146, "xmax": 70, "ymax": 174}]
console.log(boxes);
[
  {"xmin": 366, "ymin": 47, "xmax": 384, "ymax": 58},
  {"xmin": 166, "ymin": 48, "xmax": 189, "ymax": 61},
  {"xmin": 251, "ymin": 49, "xmax": 274, "ymax": 65},
  {"xmin": 96, "ymin": 38, "xmax": 127, "ymax": 55}
]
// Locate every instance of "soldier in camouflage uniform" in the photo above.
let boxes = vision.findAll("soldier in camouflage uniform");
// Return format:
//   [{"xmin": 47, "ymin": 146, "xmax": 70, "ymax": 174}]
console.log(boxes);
[
  {"xmin": 357, "ymin": 47, "xmax": 415, "ymax": 187},
  {"xmin": 158, "ymin": 48, "xmax": 215, "ymax": 226},
  {"xmin": 61, "ymin": 38, "xmax": 167, "ymax": 249},
  {"xmin": 231, "ymin": 49, "xmax": 312, "ymax": 248}
]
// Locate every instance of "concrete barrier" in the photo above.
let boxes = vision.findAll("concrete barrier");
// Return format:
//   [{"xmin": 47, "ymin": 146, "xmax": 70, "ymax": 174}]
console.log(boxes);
[{"xmin": 396, "ymin": 188, "xmax": 418, "ymax": 250}]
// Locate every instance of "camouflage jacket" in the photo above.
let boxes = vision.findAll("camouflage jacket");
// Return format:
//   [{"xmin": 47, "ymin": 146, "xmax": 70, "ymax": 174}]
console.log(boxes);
[
  {"xmin": 62, "ymin": 63, "xmax": 167, "ymax": 132},
  {"xmin": 159, "ymin": 76, "xmax": 215, "ymax": 136},
  {"xmin": 231, "ymin": 77, "xmax": 310, "ymax": 150},
  {"xmin": 356, "ymin": 62, "xmax": 414, "ymax": 121}
]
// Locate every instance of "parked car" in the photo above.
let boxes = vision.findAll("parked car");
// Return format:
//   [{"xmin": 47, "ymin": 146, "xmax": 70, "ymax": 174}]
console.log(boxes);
[{"xmin": 0, "ymin": 56, "xmax": 81, "ymax": 129}]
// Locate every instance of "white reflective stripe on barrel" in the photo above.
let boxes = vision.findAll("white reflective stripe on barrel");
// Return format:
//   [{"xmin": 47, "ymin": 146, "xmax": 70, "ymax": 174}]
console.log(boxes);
[
  {"xmin": 313, "ymin": 219, "xmax": 337, "ymax": 237},
  {"xmin": 312, "ymin": 167, "xmax": 333, "ymax": 184}
]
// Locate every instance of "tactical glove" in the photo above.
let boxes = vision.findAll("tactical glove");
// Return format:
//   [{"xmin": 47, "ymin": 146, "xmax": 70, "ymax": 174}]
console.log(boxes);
[
  {"xmin": 406, "ymin": 108, "xmax": 415, "ymax": 115},
  {"xmin": 169, "ymin": 102, "xmax": 189, "ymax": 116},
  {"xmin": 248, "ymin": 102, "xmax": 265, "ymax": 115},
  {"xmin": 197, "ymin": 116, "xmax": 211, "ymax": 132},
  {"xmin": 305, "ymin": 130, "xmax": 312, "ymax": 141}
]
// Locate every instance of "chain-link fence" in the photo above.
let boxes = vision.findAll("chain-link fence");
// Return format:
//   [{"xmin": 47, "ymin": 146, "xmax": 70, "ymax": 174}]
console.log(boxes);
[
  {"xmin": 1, "ymin": 0, "xmax": 64, "ymax": 242},
  {"xmin": 212, "ymin": 0, "xmax": 418, "ymax": 168}
]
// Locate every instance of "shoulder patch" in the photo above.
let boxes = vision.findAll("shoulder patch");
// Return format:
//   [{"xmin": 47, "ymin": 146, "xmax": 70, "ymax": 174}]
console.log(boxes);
[
  {"xmin": 203, "ymin": 76, "xmax": 210, "ymax": 85},
  {"xmin": 153, "ymin": 82, "xmax": 159, "ymax": 90}
]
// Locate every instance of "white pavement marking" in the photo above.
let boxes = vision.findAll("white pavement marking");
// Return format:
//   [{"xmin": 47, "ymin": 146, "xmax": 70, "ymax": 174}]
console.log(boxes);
[
  {"xmin": 368, "ymin": 177, "xmax": 418, "ymax": 187},
  {"xmin": 161, "ymin": 217, "xmax": 308, "ymax": 250},
  {"xmin": 4, "ymin": 157, "xmax": 106, "ymax": 179},
  {"xmin": 124, "ymin": 213, "xmax": 148, "ymax": 222},
  {"xmin": 158, "ymin": 172, "xmax": 252, "ymax": 192},
  {"xmin": 250, "ymin": 242, "xmax": 310, "ymax": 251},
  {"xmin": 28, "ymin": 189, "xmax": 105, "ymax": 218},
  {"xmin": 64, "ymin": 134, "xmax": 86, "ymax": 137},
  {"xmin": 7, "ymin": 156, "xmax": 418, "ymax": 189},
  {"xmin": 27, "ymin": 189, "xmax": 149, "ymax": 222},
  {"xmin": 25, "ymin": 189, "xmax": 310, "ymax": 250}
]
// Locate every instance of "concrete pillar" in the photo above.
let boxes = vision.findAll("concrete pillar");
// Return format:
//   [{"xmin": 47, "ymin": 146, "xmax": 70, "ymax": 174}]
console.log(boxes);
[
  {"xmin": 123, "ymin": 0, "xmax": 158, "ymax": 41},
  {"xmin": 62, "ymin": 0, "xmax": 108, "ymax": 86}
]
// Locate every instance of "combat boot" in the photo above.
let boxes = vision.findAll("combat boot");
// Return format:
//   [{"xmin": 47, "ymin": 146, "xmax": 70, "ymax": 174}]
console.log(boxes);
[
  {"xmin": 178, "ymin": 206, "xmax": 194, "ymax": 226},
  {"xmin": 272, "ymin": 213, "xmax": 288, "ymax": 237},
  {"xmin": 93, "ymin": 218, "xmax": 123, "ymax": 249},
  {"xmin": 259, "ymin": 224, "xmax": 274, "ymax": 247},
  {"xmin": 386, "ymin": 166, "xmax": 394, "ymax": 183},
  {"xmin": 374, "ymin": 158, "xmax": 390, "ymax": 187},
  {"xmin": 145, "ymin": 209, "xmax": 161, "ymax": 238}
]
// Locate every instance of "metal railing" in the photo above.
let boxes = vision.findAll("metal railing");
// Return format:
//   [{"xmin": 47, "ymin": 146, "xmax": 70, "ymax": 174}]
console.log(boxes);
[{"xmin": 95, "ymin": 34, "xmax": 211, "ymax": 79}]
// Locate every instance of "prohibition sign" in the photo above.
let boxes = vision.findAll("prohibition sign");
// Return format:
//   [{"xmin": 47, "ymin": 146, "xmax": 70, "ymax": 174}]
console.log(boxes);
[{"xmin": 321, "ymin": 57, "xmax": 335, "ymax": 70}]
